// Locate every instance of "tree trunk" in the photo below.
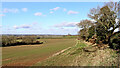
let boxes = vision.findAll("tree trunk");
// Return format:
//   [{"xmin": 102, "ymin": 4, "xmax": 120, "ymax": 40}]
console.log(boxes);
[
  {"xmin": 119, "ymin": 24, "xmax": 120, "ymax": 31},
  {"xmin": 108, "ymin": 35, "xmax": 112, "ymax": 48}
]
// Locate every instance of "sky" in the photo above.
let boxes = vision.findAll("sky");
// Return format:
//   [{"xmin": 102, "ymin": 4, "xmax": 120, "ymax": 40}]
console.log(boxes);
[{"xmin": 1, "ymin": 2, "xmax": 105, "ymax": 35}]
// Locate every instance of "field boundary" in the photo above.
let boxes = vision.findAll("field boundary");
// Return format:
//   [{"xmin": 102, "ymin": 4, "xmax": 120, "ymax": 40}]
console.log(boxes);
[{"xmin": 46, "ymin": 39, "xmax": 78, "ymax": 59}]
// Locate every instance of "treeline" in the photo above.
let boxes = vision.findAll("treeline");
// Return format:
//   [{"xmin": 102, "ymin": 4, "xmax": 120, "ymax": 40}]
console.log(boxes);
[
  {"xmin": 2, "ymin": 35, "xmax": 78, "ymax": 47},
  {"xmin": 35, "ymin": 35, "xmax": 78, "ymax": 39},
  {"xmin": 77, "ymin": 2, "xmax": 120, "ymax": 50},
  {"xmin": 40, "ymin": 35, "xmax": 78, "ymax": 39},
  {"xmin": 2, "ymin": 35, "xmax": 43, "ymax": 47}
]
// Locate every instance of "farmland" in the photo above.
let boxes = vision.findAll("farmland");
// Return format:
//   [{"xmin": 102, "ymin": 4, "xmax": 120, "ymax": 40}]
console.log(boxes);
[
  {"xmin": 2, "ymin": 39, "xmax": 76, "ymax": 66},
  {"xmin": 1, "ymin": 1, "xmax": 120, "ymax": 67},
  {"xmin": 35, "ymin": 40, "xmax": 118, "ymax": 66}
]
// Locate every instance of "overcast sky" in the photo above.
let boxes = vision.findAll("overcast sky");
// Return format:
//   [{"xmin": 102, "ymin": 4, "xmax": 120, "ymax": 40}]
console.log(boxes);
[{"xmin": 1, "ymin": 2, "xmax": 105, "ymax": 35}]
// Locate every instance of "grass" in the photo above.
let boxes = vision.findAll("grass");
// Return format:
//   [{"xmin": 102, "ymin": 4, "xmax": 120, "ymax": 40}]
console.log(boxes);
[
  {"xmin": 34, "ymin": 40, "xmax": 86, "ymax": 66},
  {"xmin": 35, "ymin": 40, "xmax": 118, "ymax": 66},
  {"xmin": 2, "ymin": 39, "xmax": 118, "ymax": 66},
  {"xmin": 2, "ymin": 39, "xmax": 76, "ymax": 66}
]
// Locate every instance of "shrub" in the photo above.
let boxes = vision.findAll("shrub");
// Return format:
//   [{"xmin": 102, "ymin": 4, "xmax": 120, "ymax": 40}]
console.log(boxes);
[
  {"xmin": 21, "ymin": 36, "xmax": 37, "ymax": 44},
  {"xmin": 88, "ymin": 26, "xmax": 95, "ymax": 40},
  {"xmin": 112, "ymin": 38, "xmax": 120, "ymax": 50},
  {"xmin": 2, "ymin": 35, "xmax": 43, "ymax": 47},
  {"xmin": 2, "ymin": 35, "xmax": 17, "ymax": 46}
]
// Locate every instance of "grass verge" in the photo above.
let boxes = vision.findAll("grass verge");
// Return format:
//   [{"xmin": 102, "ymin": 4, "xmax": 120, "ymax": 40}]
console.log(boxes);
[{"xmin": 35, "ymin": 40, "xmax": 119, "ymax": 66}]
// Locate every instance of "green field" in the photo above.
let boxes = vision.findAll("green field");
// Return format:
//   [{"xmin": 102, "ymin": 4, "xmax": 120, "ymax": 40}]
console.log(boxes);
[
  {"xmin": 35, "ymin": 40, "xmax": 118, "ymax": 66},
  {"xmin": 2, "ymin": 39, "xmax": 76, "ymax": 66}
]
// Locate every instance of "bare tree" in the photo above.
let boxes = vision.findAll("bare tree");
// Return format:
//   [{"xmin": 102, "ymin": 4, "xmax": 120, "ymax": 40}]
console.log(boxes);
[{"xmin": 77, "ymin": 19, "xmax": 93, "ymax": 40}]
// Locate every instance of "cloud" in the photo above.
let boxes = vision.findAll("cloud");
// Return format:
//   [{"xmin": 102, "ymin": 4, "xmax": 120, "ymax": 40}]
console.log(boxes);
[
  {"xmin": 63, "ymin": 8, "xmax": 67, "ymax": 11},
  {"xmin": 114, "ymin": 28, "xmax": 119, "ymax": 32},
  {"xmin": 67, "ymin": 10, "xmax": 79, "ymax": 15},
  {"xmin": 34, "ymin": 12, "xmax": 42, "ymax": 16},
  {"xmin": 21, "ymin": 25, "xmax": 31, "ymax": 28},
  {"xmin": 3, "ymin": 8, "xmax": 19, "ymax": 13},
  {"xmin": 54, "ymin": 22, "xmax": 79, "ymax": 27},
  {"xmin": 13, "ymin": 24, "xmax": 32, "ymax": 29},
  {"xmin": 50, "ymin": 7, "xmax": 60, "ymax": 11},
  {"xmin": 13, "ymin": 22, "xmax": 39, "ymax": 29},
  {"xmin": 90, "ymin": 19, "xmax": 119, "ymax": 23},
  {"xmin": 45, "ymin": 27, "xmax": 79, "ymax": 35},
  {"xmin": 0, "ymin": 14, "xmax": 5, "ymax": 16},
  {"xmin": 90, "ymin": 19, "xmax": 97, "ymax": 23},
  {"xmin": 22, "ymin": 8, "xmax": 28, "ymax": 12},
  {"xmin": 13, "ymin": 25, "xmax": 20, "ymax": 29},
  {"xmin": 115, "ymin": 18, "xmax": 119, "ymax": 23},
  {"xmin": 0, "ymin": 25, "xmax": 2, "ymax": 28},
  {"xmin": 34, "ymin": 12, "xmax": 46, "ymax": 16},
  {"xmin": 50, "ymin": 11, "xmax": 54, "ymax": 14}
]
